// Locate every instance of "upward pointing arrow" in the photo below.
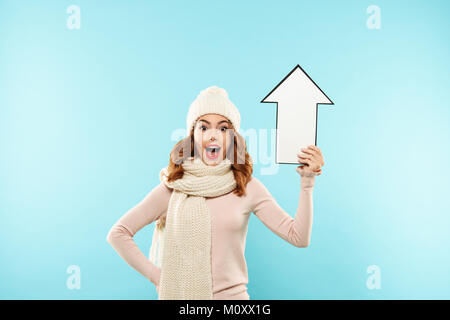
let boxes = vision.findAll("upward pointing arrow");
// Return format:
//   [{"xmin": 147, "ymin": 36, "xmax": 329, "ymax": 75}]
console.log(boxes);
[{"xmin": 261, "ymin": 64, "xmax": 334, "ymax": 164}]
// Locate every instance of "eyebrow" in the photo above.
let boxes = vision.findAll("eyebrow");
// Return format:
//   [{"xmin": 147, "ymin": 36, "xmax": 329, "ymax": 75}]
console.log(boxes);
[{"xmin": 199, "ymin": 119, "xmax": 230, "ymax": 125}]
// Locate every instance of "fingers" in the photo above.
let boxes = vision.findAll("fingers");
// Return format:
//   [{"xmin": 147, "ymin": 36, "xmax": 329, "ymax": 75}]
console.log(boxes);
[
  {"xmin": 298, "ymin": 145, "xmax": 322, "ymax": 171},
  {"xmin": 300, "ymin": 145, "xmax": 320, "ymax": 157},
  {"xmin": 298, "ymin": 147, "xmax": 318, "ymax": 162},
  {"xmin": 309, "ymin": 146, "xmax": 324, "ymax": 167},
  {"xmin": 309, "ymin": 145, "xmax": 322, "ymax": 156},
  {"xmin": 297, "ymin": 152, "xmax": 312, "ymax": 160},
  {"xmin": 297, "ymin": 156, "xmax": 312, "ymax": 165},
  {"xmin": 297, "ymin": 157, "xmax": 320, "ymax": 170},
  {"xmin": 298, "ymin": 145, "xmax": 324, "ymax": 167},
  {"xmin": 297, "ymin": 152, "xmax": 314, "ymax": 164}
]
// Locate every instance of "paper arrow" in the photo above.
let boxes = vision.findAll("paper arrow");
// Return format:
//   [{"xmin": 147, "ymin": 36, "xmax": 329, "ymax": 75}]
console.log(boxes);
[{"xmin": 261, "ymin": 64, "xmax": 334, "ymax": 164}]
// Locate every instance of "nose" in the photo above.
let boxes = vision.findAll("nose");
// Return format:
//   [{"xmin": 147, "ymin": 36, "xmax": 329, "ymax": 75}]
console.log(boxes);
[{"xmin": 206, "ymin": 130, "xmax": 219, "ymax": 141}]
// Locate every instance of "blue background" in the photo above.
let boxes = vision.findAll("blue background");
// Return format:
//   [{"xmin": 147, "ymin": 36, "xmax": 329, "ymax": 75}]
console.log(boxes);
[{"xmin": 1, "ymin": 0, "xmax": 449, "ymax": 299}]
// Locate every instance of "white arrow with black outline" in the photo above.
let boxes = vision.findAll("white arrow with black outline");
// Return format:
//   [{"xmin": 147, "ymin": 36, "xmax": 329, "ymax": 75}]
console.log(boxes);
[{"xmin": 261, "ymin": 64, "xmax": 334, "ymax": 164}]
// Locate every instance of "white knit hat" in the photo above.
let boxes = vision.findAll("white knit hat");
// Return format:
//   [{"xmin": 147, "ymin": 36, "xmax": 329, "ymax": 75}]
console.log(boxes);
[{"xmin": 186, "ymin": 86, "xmax": 241, "ymax": 136}]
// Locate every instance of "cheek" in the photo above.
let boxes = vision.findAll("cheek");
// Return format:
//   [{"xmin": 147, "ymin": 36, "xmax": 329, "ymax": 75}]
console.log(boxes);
[
  {"xmin": 193, "ymin": 133, "xmax": 204, "ymax": 150},
  {"xmin": 224, "ymin": 134, "xmax": 232, "ymax": 152},
  {"xmin": 226, "ymin": 140, "xmax": 232, "ymax": 152}
]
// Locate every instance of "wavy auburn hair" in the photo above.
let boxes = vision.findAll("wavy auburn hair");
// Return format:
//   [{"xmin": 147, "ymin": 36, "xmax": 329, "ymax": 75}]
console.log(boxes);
[{"xmin": 156, "ymin": 124, "xmax": 253, "ymax": 230}]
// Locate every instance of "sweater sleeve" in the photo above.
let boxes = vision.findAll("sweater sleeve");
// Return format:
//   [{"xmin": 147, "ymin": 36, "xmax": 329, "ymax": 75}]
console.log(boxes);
[
  {"xmin": 249, "ymin": 170, "xmax": 319, "ymax": 248},
  {"xmin": 106, "ymin": 181, "xmax": 172, "ymax": 286}
]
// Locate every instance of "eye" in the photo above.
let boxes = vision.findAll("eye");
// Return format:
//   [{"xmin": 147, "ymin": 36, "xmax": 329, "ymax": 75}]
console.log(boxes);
[
  {"xmin": 220, "ymin": 126, "xmax": 228, "ymax": 132},
  {"xmin": 200, "ymin": 125, "xmax": 207, "ymax": 131}
]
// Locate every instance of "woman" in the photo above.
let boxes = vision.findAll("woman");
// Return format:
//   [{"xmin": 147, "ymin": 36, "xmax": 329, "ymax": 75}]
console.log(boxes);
[{"xmin": 106, "ymin": 86, "xmax": 324, "ymax": 300}]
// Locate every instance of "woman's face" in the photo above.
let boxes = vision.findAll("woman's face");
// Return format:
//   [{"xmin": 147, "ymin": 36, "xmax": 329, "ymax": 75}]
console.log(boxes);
[{"xmin": 193, "ymin": 113, "xmax": 233, "ymax": 166}]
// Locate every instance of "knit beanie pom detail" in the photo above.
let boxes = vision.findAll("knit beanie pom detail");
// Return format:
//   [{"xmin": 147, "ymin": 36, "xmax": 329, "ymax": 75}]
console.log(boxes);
[{"xmin": 200, "ymin": 86, "xmax": 229, "ymax": 99}]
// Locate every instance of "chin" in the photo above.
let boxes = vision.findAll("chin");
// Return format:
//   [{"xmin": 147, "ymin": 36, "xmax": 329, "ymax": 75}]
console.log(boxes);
[{"xmin": 203, "ymin": 158, "xmax": 222, "ymax": 166}]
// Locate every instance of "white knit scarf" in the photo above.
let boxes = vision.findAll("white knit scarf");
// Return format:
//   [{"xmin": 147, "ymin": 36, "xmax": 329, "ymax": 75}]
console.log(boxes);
[{"xmin": 149, "ymin": 156, "xmax": 237, "ymax": 299}]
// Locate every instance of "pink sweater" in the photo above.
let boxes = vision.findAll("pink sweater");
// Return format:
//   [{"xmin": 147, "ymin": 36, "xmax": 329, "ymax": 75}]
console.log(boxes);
[{"xmin": 106, "ymin": 170, "xmax": 318, "ymax": 300}]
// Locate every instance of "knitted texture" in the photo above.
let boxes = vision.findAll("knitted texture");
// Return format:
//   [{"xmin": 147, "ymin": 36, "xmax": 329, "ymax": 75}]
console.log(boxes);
[
  {"xmin": 152, "ymin": 156, "xmax": 237, "ymax": 300},
  {"xmin": 185, "ymin": 86, "xmax": 241, "ymax": 136}
]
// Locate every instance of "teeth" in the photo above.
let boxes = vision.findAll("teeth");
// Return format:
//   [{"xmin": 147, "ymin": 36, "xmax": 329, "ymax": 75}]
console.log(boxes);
[{"xmin": 206, "ymin": 146, "xmax": 220, "ymax": 152}]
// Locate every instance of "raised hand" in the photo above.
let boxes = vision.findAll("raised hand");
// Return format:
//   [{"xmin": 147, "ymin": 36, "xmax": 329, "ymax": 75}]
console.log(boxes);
[{"xmin": 296, "ymin": 145, "xmax": 324, "ymax": 176}]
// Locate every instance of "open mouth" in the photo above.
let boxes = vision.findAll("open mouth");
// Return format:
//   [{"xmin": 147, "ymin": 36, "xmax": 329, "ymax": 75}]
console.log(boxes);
[{"xmin": 205, "ymin": 145, "xmax": 221, "ymax": 160}]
